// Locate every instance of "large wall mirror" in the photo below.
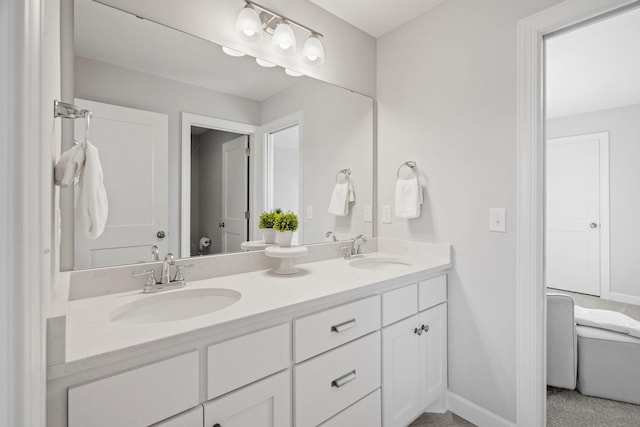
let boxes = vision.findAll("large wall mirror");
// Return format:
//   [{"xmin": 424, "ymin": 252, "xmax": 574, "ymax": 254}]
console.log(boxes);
[{"xmin": 64, "ymin": 0, "xmax": 374, "ymax": 270}]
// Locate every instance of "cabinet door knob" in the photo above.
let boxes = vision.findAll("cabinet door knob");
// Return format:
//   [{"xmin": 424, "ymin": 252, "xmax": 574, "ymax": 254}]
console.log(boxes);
[
  {"xmin": 331, "ymin": 369, "xmax": 357, "ymax": 388},
  {"xmin": 331, "ymin": 318, "xmax": 356, "ymax": 333},
  {"xmin": 414, "ymin": 327, "xmax": 423, "ymax": 335},
  {"xmin": 422, "ymin": 324, "xmax": 429, "ymax": 333},
  {"xmin": 213, "ymin": 424, "xmax": 221, "ymax": 427}
]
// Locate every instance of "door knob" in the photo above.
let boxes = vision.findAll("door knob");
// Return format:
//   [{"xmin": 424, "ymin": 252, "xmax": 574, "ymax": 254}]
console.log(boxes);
[
  {"xmin": 589, "ymin": 223, "xmax": 598, "ymax": 229},
  {"xmin": 156, "ymin": 230, "xmax": 166, "ymax": 238}
]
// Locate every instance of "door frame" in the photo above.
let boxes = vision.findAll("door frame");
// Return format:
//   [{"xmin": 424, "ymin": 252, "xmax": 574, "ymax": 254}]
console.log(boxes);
[
  {"xmin": 256, "ymin": 111, "xmax": 304, "ymax": 243},
  {"xmin": 545, "ymin": 131, "xmax": 610, "ymax": 298},
  {"xmin": 516, "ymin": 0, "xmax": 636, "ymax": 425},
  {"xmin": 180, "ymin": 113, "xmax": 256, "ymax": 258}
]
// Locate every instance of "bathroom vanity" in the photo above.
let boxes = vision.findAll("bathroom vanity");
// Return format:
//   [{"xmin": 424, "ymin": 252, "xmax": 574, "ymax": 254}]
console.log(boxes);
[{"xmin": 47, "ymin": 239, "xmax": 451, "ymax": 427}]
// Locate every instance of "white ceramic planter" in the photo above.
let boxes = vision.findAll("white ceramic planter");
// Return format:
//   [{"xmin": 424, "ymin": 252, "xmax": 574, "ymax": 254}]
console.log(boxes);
[
  {"xmin": 262, "ymin": 228, "xmax": 276, "ymax": 244},
  {"xmin": 277, "ymin": 230, "xmax": 294, "ymax": 247}
]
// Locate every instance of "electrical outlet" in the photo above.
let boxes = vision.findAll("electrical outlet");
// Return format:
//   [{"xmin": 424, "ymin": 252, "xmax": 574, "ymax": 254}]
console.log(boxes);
[
  {"xmin": 382, "ymin": 205, "xmax": 392, "ymax": 224},
  {"xmin": 305, "ymin": 206, "xmax": 313, "ymax": 220},
  {"xmin": 364, "ymin": 205, "xmax": 372, "ymax": 222},
  {"xmin": 489, "ymin": 208, "xmax": 506, "ymax": 232}
]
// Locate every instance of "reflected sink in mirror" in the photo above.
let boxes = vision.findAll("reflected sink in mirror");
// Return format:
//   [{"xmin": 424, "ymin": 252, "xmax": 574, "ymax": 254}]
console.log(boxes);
[
  {"xmin": 349, "ymin": 257, "xmax": 412, "ymax": 270},
  {"xmin": 109, "ymin": 288, "xmax": 241, "ymax": 324}
]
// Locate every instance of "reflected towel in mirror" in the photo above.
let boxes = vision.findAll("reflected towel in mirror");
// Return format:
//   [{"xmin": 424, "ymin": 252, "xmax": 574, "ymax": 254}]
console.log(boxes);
[
  {"xmin": 75, "ymin": 141, "xmax": 109, "ymax": 239},
  {"xmin": 328, "ymin": 182, "xmax": 355, "ymax": 216}
]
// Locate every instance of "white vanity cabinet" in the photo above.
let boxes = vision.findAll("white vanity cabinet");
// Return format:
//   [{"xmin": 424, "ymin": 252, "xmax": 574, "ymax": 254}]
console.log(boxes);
[
  {"xmin": 152, "ymin": 406, "xmax": 204, "ymax": 427},
  {"xmin": 382, "ymin": 275, "xmax": 448, "ymax": 427},
  {"xmin": 203, "ymin": 370, "xmax": 291, "ymax": 427},
  {"xmin": 293, "ymin": 296, "xmax": 382, "ymax": 427}
]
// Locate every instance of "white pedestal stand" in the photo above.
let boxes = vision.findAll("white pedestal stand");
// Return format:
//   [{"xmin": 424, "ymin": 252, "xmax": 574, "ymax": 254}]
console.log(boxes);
[
  {"xmin": 264, "ymin": 246, "xmax": 309, "ymax": 275},
  {"xmin": 240, "ymin": 240, "xmax": 276, "ymax": 251}
]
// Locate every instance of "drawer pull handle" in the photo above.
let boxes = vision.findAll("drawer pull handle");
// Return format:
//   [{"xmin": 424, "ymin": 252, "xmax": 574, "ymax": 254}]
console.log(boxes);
[
  {"xmin": 331, "ymin": 318, "xmax": 356, "ymax": 333},
  {"xmin": 331, "ymin": 370, "xmax": 357, "ymax": 388}
]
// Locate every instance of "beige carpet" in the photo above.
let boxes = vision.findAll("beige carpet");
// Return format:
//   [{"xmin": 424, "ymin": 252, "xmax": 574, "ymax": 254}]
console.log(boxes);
[
  {"xmin": 409, "ymin": 411, "xmax": 475, "ymax": 426},
  {"xmin": 547, "ymin": 387, "xmax": 640, "ymax": 426}
]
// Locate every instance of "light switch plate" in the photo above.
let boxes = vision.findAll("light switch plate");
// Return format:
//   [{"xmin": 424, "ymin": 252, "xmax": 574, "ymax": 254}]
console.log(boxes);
[
  {"xmin": 305, "ymin": 206, "xmax": 313, "ymax": 220},
  {"xmin": 382, "ymin": 205, "xmax": 392, "ymax": 224},
  {"xmin": 489, "ymin": 208, "xmax": 506, "ymax": 232},
  {"xmin": 363, "ymin": 205, "xmax": 372, "ymax": 222}
]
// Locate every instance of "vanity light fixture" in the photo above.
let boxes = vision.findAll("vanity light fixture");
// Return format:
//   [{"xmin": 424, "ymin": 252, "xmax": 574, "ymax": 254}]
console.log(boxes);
[
  {"xmin": 272, "ymin": 20, "xmax": 296, "ymax": 51},
  {"xmin": 285, "ymin": 68, "xmax": 303, "ymax": 77},
  {"xmin": 222, "ymin": 46, "xmax": 246, "ymax": 57},
  {"xmin": 235, "ymin": 1, "xmax": 324, "ymax": 64},
  {"xmin": 302, "ymin": 33, "xmax": 325, "ymax": 64},
  {"xmin": 256, "ymin": 57, "xmax": 277, "ymax": 68},
  {"xmin": 236, "ymin": 3, "xmax": 263, "ymax": 41}
]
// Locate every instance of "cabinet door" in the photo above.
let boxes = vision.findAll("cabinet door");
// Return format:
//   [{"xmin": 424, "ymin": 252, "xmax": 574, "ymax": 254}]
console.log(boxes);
[
  {"xmin": 203, "ymin": 370, "xmax": 290, "ymax": 427},
  {"xmin": 418, "ymin": 303, "xmax": 447, "ymax": 406},
  {"xmin": 382, "ymin": 314, "xmax": 421, "ymax": 427}
]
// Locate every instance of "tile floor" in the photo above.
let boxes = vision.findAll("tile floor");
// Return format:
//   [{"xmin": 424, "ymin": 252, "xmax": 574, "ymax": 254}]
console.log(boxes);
[{"xmin": 409, "ymin": 411, "xmax": 476, "ymax": 426}]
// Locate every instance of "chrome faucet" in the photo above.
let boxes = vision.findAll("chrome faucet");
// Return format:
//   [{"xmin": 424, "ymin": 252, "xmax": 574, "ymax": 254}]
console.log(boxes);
[
  {"xmin": 132, "ymin": 253, "xmax": 194, "ymax": 293},
  {"xmin": 351, "ymin": 234, "xmax": 368, "ymax": 255},
  {"xmin": 342, "ymin": 234, "xmax": 368, "ymax": 259},
  {"xmin": 160, "ymin": 253, "xmax": 175, "ymax": 284},
  {"xmin": 325, "ymin": 231, "xmax": 338, "ymax": 242}
]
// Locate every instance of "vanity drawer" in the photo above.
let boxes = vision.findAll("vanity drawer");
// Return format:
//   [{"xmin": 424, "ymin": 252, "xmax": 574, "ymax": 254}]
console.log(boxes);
[
  {"xmin": 418, "ymin": 275, "xmax": 447, "ymax": 311},
  {"xmin": 68, "ymin": 351, "xmax": 199, "ymax": 427},
  {"xmin": 207, "ymin": 323, "xmax": 290, "ymax": 400},
  {"xmin": 382, "ymin": 284, "xmax": 418, "ymax": 326},
  {"xmin": 319, "ymin": 389, "xmax": 381, "ymax": 427},
  {"xmin": 294, "ymin": 295, "xmax": 381, "ymax": 362},
  {"xmin": 294, "ymin": 331, "xmax": 381, "ymax": 427}
]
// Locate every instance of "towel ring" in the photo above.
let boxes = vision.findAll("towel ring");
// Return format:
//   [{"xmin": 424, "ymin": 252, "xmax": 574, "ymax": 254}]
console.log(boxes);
[
  {"xmin": 397, "ymin": 161, "xmax": 417, "ymax": 178},
  {"xmin": 336, "ymin": 168, "xmax": 351, "ymax": 183}
]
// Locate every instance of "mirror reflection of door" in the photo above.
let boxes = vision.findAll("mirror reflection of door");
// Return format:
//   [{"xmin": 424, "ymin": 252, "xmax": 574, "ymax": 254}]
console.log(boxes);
[
  {"xmin": 265, "ymin": 124, "xmax": 301, "ymax": 244},
  {"xmin": 190, "ymin": 127, "xmax": 249, "ymax": 256}
]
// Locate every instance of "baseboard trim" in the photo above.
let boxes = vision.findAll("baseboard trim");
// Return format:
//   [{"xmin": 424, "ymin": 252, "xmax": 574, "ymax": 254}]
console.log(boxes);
[
  {"xmin": 609, "ymin": 292, "xmax": 640, "ymax": 306},
  {"xmin": 447, "ymin": 391, "xmax": 516, "ymax": 427}
]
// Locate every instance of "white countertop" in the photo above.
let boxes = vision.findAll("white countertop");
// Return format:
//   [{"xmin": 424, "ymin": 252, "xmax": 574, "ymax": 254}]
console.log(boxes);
[{"xmin": 55, "ymin": 240, "xmax": 451, "ymax": 377}]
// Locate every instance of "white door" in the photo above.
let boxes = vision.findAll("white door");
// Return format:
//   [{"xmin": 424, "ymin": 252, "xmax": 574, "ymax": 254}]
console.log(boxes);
[
  {"xmin": 545, "ymin": 132, "xmax": 608, "ymax": 296},
  {"xmin": 74, "ymin": 99, "xmax": 168, "ymax": 269},
  {"xmin": 203, "ymin": 371, "xmax": 291, "ymax": 427},
  {"xmin": 382, "ymin": 314, "xmax": 421, "ymax": 427},
  {"xmin": 418, "ymin": 303, "xmax": 447, "ymax": 407},
  {"xmin": 222, "ymin": 136, "xmax": 249, "ymax": 253}
]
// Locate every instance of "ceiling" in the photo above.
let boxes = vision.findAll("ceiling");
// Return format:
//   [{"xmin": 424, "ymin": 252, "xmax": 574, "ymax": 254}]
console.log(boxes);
[
  {"xmin": 309, "ymin": 0, "xmax": 448, "ymax": 38},
  {"xmin": 74, "ymin": 0, "xmax": 301, "ymax": 102},
  {"xmin": 546, "ymin": 6, "xmax": 640, "ymax": 119}
]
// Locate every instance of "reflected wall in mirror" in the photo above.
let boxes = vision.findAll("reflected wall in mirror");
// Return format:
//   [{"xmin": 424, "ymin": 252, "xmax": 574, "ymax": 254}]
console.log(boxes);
[{"xmin": 64, "ymin": 0, "xmax": 374, "ymax": 270}]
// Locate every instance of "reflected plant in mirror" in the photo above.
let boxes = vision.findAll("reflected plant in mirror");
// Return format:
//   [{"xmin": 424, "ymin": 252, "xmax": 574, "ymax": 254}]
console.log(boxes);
[
  {"xmin": 63, "ymin": 0, "xmax": 373, "ymax": 271},
  {"xmin": 259, "ymin": 209, "xmax": 282, "ymax": 244}
]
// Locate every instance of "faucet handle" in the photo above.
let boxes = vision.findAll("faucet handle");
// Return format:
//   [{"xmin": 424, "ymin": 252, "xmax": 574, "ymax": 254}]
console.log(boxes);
[
  {"xmin": 341, "ymin": 246, "xmax": 352, "ymax": 260},
  {"xmin": 132, "ymin": 269, "xmax": 157, "ymax": 287},
  {"xmin": 173, "ymin": 263, "xmax": 195, "ymax": 282}
]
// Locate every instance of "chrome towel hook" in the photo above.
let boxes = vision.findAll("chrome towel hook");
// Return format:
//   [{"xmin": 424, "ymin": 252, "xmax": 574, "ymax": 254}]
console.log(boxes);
[
  {"xmin": 335, "ymin": 168, "xmax": 351, "ymax": 183},
  {"xmin": 397, "ymin": 161, "xmax": 417, "ymax": 178}
]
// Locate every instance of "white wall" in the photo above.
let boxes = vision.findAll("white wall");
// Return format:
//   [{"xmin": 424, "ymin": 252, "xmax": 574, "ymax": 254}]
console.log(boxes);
[
  {"xmin": 74, "ymin": 56, "xmax": 260, "ymax": 256},
  {"xmin": 548, "ymin": 103, "xmax": 640, "ymax": 301},
  {"xmin": 97, "ymin": 0, "xmax": 377, "ymax": 98},
  {"xmin": 261, "ymin": 78, "xmax": 374, "ymax": 243},
  {"xmin": 377, "ymin": 0, "xmax": 563, "ymax": 422}
]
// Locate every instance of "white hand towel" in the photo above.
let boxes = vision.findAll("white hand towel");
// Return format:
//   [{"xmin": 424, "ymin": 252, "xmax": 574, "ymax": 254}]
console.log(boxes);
[
  {"xmin": 328, "ymin": 182, "xmax": 355, "ymax": 216},
  {"xmin": 54, "ymin": 143, "xmax": 86, "ymax": 187},
  {"xmin": 394, "ymin": 177, "xmax": 423, "ymax": 219},
  {"xmin": 76, "ymin": 141, "xmax": 109, "ymax": 239}
]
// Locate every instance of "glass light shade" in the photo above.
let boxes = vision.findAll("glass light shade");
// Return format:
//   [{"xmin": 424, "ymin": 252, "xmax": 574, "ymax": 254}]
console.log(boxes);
[
  {"xmin": 256, "ymin": 58, "xmax": 276, "ymax": 68},
  {"xmin": 272, "ymin": 21, "xmax": 296, "ymax": 51},
  {"xmin": 285, "ymin": 68, "xmax": 303, "ymax": 77},
  {"xmin": 222, "ymin": 46, "xmax": 246, "ymax": 57},
  {"xmin": 236, "ymin": 6, "xmax": 263, "ymax": 40},
  {"xmin": 303, "ymin": 35, "xmax": 324, "ymax": 64}
]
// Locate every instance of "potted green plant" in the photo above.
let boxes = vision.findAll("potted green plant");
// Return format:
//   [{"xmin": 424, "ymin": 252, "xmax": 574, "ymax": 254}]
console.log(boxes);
[
  {"xmin": 258, "ymin": 209, "xmax": 282, "ymax": 244},
  {"xmin": 273, "ymin": 211, "xmax": 299, "ymax": 247}
]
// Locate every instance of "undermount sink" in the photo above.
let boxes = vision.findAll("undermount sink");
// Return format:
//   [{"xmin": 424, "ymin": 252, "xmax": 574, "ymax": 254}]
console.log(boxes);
[
  {"xmin": 349, "ymin": 257, "xmax": 412, "ymax": 270},
  {"xmin": 109, "ymin": 288, "xmax": 241, "ymax": 324}
]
